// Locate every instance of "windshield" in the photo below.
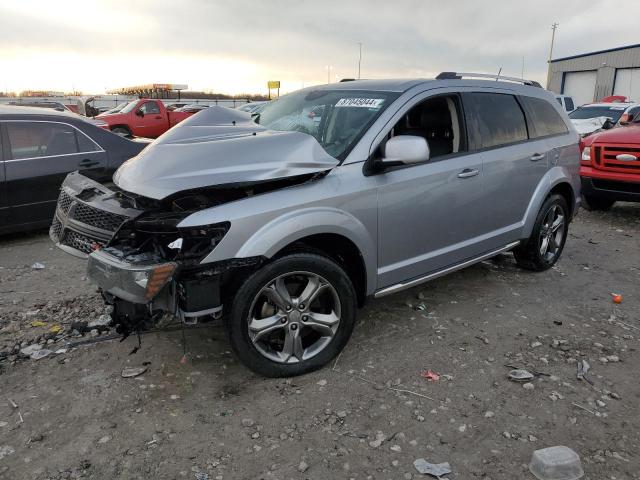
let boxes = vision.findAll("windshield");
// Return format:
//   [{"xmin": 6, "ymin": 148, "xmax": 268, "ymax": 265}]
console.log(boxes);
[
  {"xmin": 569, "ymin": 106, "xmax": 627, "ymax": 123},
  {"xmin": 119, "ymin": 100, "xmax": 141, "ymax": 114},
  {"xmin": 256, "ymin": 89, "xmax": 398, "ymax": 160}
]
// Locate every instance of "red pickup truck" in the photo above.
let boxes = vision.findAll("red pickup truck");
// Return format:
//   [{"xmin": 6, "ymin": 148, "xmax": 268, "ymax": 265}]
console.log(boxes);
[
  {"xmin": 96, "ymin": 99, "xmax": 194, "ymax": 138},
  {"xmin": 580, "ymin": 122, "xmax": 640, "ymax": 210}
]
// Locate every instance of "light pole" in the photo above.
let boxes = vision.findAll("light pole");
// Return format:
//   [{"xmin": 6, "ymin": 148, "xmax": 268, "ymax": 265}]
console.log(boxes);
[
  {"xmin": 357, "ymin": 42, "xmax": 362, "ymax": 79},
  {"xmin": 546, "ymin": 22, "xmax": 559, "ymax": 89},
  {"xmin": 326, "ymin": 65, "xmax": 332, "ymax": 84}
]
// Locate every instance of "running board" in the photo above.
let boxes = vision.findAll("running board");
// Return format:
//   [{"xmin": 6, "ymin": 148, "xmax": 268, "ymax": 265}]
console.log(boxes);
[{"xmin": 374, "ymin": 241, "xmax": 521, "ymax": 298}]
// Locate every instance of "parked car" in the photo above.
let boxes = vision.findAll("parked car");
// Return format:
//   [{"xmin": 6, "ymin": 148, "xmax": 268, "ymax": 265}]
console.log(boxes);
[
  {"xmin": 236, "ymin": 101, "xmax": 269, "ymax": 114},
  {"xmin": 101, "ymin": 102, "xmax": 128, "ymax": 115},
  {"xmin": 579, "ymin": 115, "xmax": 640, "ymax": 210},
  {"xmin": 51, "ymin": 73, "xmax": 580, "ymax": 377},
  {"xmin": 569, "ymin": 102, "xmax": 640, "ymax": 136},
  {"xmin": 165, "ymin": 103, "xmax": 188, "ymax": 111},
  {"xmin": 0, "ymin": 105, "xmax": 146, "ymax": 235},
  {"xmin": 96, "ymin": 99, "xmax": 196, "ymax": 138},
  {"xmin": 8, "ymin": 101, "xmax": 71, "ymax": 112},
  {"xmin": 174, "ymin": 104, "xmax": 209, "ymax": 113},
  {"xmin": 555, "ymin": 95, "xmax": 576, "ymax": 113}
]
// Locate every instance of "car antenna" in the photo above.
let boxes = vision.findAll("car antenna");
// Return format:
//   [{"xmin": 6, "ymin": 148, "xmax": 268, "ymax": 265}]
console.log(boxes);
[{"xmin": 496, "ymin": 67, "xmax": 502, "ymax": 81}]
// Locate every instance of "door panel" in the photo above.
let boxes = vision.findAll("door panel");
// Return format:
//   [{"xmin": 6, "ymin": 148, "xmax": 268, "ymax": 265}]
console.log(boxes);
[
  {"xmin": 4, "ymin": 121, "xmax": 107, "ymax": 226},
  {"xmin": 479, "ymin": 139, "xmax": 549, "ymax": 237},
  {"xmin": 136, "ymin": 101, "xmax": 165, "ymax": 137},
  {"xmin": 376, "ymin": 153, "xmax": 485, "ymax": 288}
]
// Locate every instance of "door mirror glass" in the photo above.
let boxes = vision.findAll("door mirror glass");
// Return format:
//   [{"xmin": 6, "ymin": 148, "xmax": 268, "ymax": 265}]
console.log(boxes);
[
  {"xmin": 381, "ymin": 135, "xmax": 430, "ymax": 165},
  {"xmin": 135, "ymin": 109, "xmax": 144, "ymax": 117}
]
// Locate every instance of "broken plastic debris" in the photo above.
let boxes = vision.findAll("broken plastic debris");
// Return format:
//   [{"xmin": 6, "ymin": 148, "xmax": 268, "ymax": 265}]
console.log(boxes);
[
  {"xmin": 30, "ymin": 349, "xmax": 53, "ymax": 360},
  {"xmin": 576, "ymin": 360, "xmax": 591, "ymax": 383},
  {"xmin": 420, "ymin": 370, "xmax": 440, "ymax": 381},
  {"xmin": 31, "ymin": 262, "xmax": 45, "ymax": 270},
  {"xmin": 121, "ymin": 367, "xmax": 148, "ymax": 378},
  {"xmin": 48, "ymin": 324, "xmax": 62, "ymax": 334},
  {"xmin": 30, "ymin": 321, "xmax": 48, "ymax": 327},
  {"xmin": 168, "ymin": 238, "xmax": 183, "ymax": 250},
  {"xmin": 414, "ymin": 302, "xmax": 427, "ymax": 311},
  {"xmin": 508, "ymin": 369, "xmax": 535, "ymax": 382},
  {"xmin": 529, "ymin": 445, "xmax": 584, "ymax": 480},
  {"xmin": 611, "ymin": 293, "xmax": 623, "ymax": 304},
  {"xmin": 20, "ymin": 344, "xmax": 43, "ymax": 357},
  {"xmin": 413, "ymin": 459, "xmax": 452, "ymax": 477}
]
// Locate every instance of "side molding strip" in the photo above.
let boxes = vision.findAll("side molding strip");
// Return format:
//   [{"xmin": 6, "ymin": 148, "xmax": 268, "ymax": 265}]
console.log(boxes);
[{"xmin": 374, "ymin": 241, "xmax": 521, "ymax": 298}]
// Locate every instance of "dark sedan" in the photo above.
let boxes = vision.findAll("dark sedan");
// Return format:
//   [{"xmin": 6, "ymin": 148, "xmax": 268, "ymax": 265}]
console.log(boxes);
[{"xmin": 0, "ymin": 106, "xmax": 146, "ymax": 234}]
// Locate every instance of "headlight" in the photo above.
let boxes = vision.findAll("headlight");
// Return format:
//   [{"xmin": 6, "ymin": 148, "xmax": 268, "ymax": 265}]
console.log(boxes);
[{"xmin": 581, "ymin": 147, "xmax": 591, "ymax": 162}]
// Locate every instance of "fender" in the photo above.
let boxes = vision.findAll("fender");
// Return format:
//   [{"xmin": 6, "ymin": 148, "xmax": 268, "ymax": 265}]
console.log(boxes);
[
  {"xmin": 521, "ymin": 166, "xmax": 578, "ymax": 239},
  {"xmin": 201, "ymin": 207, "xmax": 377, "ymax": 295}
]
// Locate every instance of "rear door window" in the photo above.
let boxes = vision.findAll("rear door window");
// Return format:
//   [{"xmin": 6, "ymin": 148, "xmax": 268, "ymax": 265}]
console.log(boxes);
[
  {"xmin": 6, "ymin": 122, "xmax": 80, "ymax": 159},
  {"xmin": 76, "ymin": 129, "xmax": 100, "ymax": 152},
  {"xmin": 461, "ymin": 93, "xmax": 528, "ymax": 150},
  {"xmin": 520, "ymin": 96, "xmax": 569, "ymax": 138}
]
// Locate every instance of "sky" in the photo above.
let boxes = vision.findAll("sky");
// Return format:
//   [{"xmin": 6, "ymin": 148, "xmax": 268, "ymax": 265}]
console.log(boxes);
[{"xmin": 1, "ymin": 0, "xmax": 639, "ymax": 96}]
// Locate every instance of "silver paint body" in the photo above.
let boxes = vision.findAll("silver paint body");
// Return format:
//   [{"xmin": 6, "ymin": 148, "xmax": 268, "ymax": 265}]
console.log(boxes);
[{"xmin": 112, "ymin": 79, "xmax": 582, "ymax": 297}]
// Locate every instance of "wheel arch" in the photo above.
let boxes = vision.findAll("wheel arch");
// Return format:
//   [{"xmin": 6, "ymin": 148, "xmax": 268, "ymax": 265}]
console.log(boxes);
[
  {"xmin": 522, "ymin": 169, "xmax": 577, "ymax": 239},
  {"xmin": 273, "ymin": 233, "xmax": 368, "ymax": 307}
]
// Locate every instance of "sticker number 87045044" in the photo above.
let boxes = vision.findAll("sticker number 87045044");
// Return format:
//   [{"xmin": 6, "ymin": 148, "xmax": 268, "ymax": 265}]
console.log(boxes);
[{"xmin": 335, "ymin": 98, "xmax": 384, "ymax": 108}]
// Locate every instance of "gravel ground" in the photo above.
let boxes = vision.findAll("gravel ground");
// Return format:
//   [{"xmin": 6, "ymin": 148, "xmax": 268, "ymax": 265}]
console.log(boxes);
[{"xmin": 0, "ymin": 205, "xmax": 639, "ymax": 480}]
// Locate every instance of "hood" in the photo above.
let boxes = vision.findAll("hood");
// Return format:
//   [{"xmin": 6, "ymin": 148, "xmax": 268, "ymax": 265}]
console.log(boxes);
[
  {"xmin": 113, "ymin": 106, "xmax": 339, "ymax": 200},
  {"xmin": 571, "ymin": 116, "xmax": 612, "ymax": 136},
  {"xmin": 589, "ymin": 124, "xmax": 640, "ymax": 144}
]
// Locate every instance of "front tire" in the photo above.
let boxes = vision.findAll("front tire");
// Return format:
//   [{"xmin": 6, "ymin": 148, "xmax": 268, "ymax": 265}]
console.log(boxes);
[
  {"xmin": 225, "ymin": 253, "xmax": 357, "ymax": 377},
  {"xmin": 111, "ymin": 127, "xmax": 131, "ymax": 137},
  {"xmin": 582, "ymin": 195, "xmax": 615, "ymax": 211},
  {"xmin": 514, "ymin": 194, "xmax": 569, "ymax": 271}
]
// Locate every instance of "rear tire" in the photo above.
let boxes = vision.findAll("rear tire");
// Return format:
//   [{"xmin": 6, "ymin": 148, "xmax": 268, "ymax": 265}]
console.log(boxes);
[
  {"xmin": 514, "ymin": 194, "xmax": 569, "ymax": 271},
  {"xmin": 225, "ymin": 253, "xmax": 357, "ymax": 377},
  {"xmin": 582, "ymin": 195, "xmax": 615, "ymax": 211}
]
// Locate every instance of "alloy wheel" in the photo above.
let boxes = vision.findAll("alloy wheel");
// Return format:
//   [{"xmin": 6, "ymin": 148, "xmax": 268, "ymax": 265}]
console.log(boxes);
[
  {"xmin": 538, "ymin": 204, "xmax": 565, "ymax": 262},
  {"xmin": 247, "ymin": 271, "xmax": 341, "ymax": 364}
]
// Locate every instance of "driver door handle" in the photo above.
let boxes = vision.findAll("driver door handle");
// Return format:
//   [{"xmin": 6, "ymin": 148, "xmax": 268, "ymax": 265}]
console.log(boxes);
[
  {"xmin": 457, "ymin": 168, "xmax": 479, "ymax": 179},
  {"xmin": 530, "ymin": 153, "xmax": 545, "ymax": 162},
  {"xmin": 79, "ymin": 159, "xmax": 99, "ymax": 168}
]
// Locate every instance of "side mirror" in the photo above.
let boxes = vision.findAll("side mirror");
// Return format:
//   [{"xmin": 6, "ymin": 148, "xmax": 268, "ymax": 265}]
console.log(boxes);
[
  {"xmin": 135, "ymin": 109, "xmax": 144, "ymax": 117},
  {"xmin": 381, "ymin": 135, "xmax": 430, "ymax": 166},
  {"xmin": 602, "ymin": 117, "xmax": 614, "ymax": 129}
]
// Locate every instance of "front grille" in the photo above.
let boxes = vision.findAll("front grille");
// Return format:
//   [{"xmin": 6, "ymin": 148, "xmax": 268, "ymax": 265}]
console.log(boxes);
[
  {"xmin": 64, "ymin": 231, "xmax": 105, "ymax": 255},
  {"xmin": 52, "ymin": 186, "xmax": 130, "ymax": 256},
  {"xmin": 594, "ymin": 144, "xmax": 640, "ymax": 173},
  {"xmin": 57, "ymin": 190, "xmax": 74, "ymax": 214},
  {"xmin": 71, "ymin": 202, "xmax": 127, "ymax": 232},
  {"xmin": 50, "ymin": 216, "xmax": 63, "ymax": 241}
]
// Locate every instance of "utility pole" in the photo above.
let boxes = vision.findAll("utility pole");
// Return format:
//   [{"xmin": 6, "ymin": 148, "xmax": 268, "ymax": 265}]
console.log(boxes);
[
  {"xmin": 547, "ymin": 22, "xmax": 559, "ymax": 89},
  {"xmin": 521, "ymin": 56, "xmax": 525, "ymax": 80},
  {"xmin": 326, "ymin": 65, "xmax": 332, "ymax": 84},
  {"xmin": 357, "ymin": 42, "xmax": 362, "ymax": 79}
]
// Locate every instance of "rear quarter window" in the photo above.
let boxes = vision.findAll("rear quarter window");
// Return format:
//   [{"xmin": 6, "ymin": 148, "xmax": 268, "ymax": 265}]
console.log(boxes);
[
  {"xmin": 520, "ymin": 96, "xmax": 569, "ymax": 138},
  {"xmin": 462, "ymin": 92, "xmax": 528, "ymax": 150}
]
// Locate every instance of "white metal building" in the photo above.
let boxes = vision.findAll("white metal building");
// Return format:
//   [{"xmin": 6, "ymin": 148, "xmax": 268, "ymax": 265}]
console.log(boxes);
[{"xmin": 548, "ymin": 43, "xmax": 640, "ymax": 106}]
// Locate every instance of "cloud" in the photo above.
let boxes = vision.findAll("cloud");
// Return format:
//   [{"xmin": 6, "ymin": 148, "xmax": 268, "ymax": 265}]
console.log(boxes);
[{"xmin": 1, "ymin": 0, "xmax": 639, "ymax": 93}]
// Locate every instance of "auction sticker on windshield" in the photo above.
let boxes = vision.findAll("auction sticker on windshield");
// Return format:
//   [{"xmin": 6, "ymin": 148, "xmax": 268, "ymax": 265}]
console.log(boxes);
[{"xmin": 335, "ymin": 98, "xmax": 385, "ymax": 109}]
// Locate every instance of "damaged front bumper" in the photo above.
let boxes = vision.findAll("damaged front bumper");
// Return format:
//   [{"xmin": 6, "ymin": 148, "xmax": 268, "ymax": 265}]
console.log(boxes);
[{"xmin": 87, "ymin": 249, "xmax": 178, "ymax": 305}]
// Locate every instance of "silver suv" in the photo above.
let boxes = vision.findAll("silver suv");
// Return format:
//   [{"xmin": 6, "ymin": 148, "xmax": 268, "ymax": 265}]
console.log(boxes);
[{"xmin": 51, "ymin": 72, "xmax": 581, "ymax": 377}]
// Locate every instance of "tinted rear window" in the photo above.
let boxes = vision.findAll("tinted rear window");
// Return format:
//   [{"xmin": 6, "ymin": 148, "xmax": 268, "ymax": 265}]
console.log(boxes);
[
  {"xmin": 564, "ymin": 97, "xmax": 574, "ymax": 111},
  {"xmin": 521, "ymin": 96, "xmax": 569, "ymax": 138},
  {"xmin": 568, "ymin": 106, "xmax": 626, "ymax": 123},
  {"xmin": 462, "ymin": 93, "xmax": 528, "ymax": 150}
]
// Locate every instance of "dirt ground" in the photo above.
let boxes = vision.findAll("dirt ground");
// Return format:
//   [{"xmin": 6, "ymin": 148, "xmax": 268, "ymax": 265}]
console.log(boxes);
[{"xmin": 1, "ymin": 205, "xmax": 639, "ymax": 480}]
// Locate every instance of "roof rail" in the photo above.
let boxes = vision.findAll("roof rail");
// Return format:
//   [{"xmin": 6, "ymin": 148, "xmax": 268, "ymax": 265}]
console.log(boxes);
[{"xmin": 436, "ymin": 72, "xmax": 542, "ymax": 88}]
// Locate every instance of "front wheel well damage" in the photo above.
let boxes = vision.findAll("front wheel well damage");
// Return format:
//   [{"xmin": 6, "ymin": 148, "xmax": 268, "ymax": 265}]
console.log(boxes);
[{"xmin": 273, "ymin": 233, "xmax": 367, "ymax": 307}]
